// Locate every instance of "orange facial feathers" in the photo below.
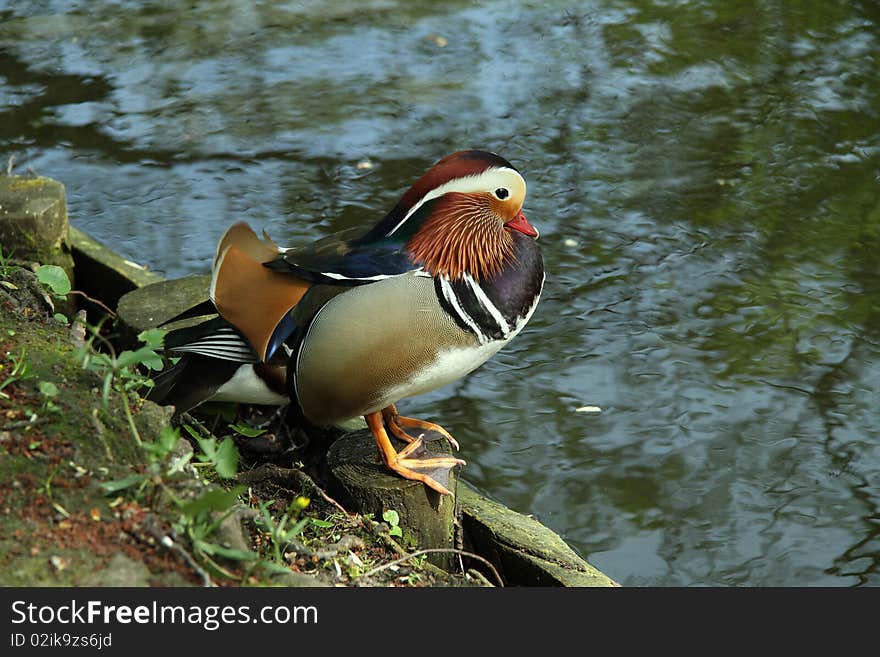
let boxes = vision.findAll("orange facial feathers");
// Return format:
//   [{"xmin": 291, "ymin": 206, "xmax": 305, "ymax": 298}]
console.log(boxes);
[{"xmin": 406, "ymin": 192, "xmax": 515, "ymax": 280}]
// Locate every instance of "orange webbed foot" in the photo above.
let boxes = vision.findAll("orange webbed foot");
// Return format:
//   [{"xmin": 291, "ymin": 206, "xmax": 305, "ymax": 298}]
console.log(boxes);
[{"xmin": 367, "ymin": 410, "xmax": 465, "ymax": 496}]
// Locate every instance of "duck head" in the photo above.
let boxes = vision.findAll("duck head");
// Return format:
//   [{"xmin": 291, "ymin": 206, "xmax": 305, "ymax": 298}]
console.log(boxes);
[{"xmin": 363, "ymin": 150, "xmax": 539, "ymax": 281}]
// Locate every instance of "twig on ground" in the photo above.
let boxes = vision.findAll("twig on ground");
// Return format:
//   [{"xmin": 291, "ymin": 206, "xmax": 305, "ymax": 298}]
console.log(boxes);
[
  {"xmin": 466, "ymin": 568, "xmax": 496, "ymax": 587},
  {"xmin": 90, "ymin": 409, "xmax": 115, "ymax": 463},
  {"xmin": 143, "ymin": 521, "xmax": 215, "ymax": 588},
  {"xmin": 356, "ymin": 548, "xmax": 504, "ymax": 587},
  {"xmin": 67, "ymin": 290, "xmax": 117, "ymax": 317},
  {"xmin": 1, "ymin": 418, "xmax": 49, "ymax": 431}
]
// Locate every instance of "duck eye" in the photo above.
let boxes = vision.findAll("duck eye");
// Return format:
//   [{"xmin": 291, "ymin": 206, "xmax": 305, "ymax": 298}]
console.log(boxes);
[{"xmin": 494, "ymin": 187, "xmax": 509, "ymax": 200}]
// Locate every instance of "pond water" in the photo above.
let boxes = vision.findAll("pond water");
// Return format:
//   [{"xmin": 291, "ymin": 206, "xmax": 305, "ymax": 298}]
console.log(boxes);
[{"xmin": 2, "ymin": 0, "xmax": 878, "ymax": 586}]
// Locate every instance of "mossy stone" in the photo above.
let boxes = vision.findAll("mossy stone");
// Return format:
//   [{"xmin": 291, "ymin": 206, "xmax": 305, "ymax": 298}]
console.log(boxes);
[
  {"xmin": 0, "ymin": 175, "xmax": 74, "ymax": 279},
  {"xmin": 116, "ymin": 275, "xmax": 212, "ymax": 333},
  {"xmin": 458, "ymin": 483, "xmax": 618, "ymax": 587}
]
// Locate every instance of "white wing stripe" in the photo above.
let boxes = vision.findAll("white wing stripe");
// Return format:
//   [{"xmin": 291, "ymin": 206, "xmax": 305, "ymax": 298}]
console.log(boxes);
[{"xmin": 320, "ymin": 271, "xmax": 398, "ymax": 282}]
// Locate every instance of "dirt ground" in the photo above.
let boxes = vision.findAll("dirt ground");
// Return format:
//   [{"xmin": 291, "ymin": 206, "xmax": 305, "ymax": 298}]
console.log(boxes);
[{"xmin": 0, "ymin": 265, "xmax": 479, "ymax": 588}]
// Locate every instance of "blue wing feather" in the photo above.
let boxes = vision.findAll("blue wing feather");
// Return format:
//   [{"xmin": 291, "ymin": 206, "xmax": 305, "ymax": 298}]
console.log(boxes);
[{"xmin": 264, "ymin": 231, "xmax": 420, "ymax": 285}]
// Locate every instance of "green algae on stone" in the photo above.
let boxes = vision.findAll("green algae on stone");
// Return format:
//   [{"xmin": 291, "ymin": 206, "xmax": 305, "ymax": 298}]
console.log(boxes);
[
  {"xmin": 0, "ymin": 175, "xmax": 74, "ymax": 278},
  {"xmin": 457, "ymin": 483, "xmax": 618, "ymax": 587},
  {"xmin": 116, "ymin": 274, "xmax": 212, "ymax": 334}
]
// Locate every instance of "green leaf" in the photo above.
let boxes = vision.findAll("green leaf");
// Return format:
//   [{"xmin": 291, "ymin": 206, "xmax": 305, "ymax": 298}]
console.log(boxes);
[
  {"xmin": 139, "ymin": 353, "xmax": 164, "ymax": 372},
  {"xmin": 284, "ymin": 516, "xmax": 310, "ymax": 540},
  {"xmin": 260, "ymin": 561, "xmax": 295, "ymax": 575},
  {"xmin": 101, "ymin": 473, "xmax": 148, "ymax": 494},
  {"xmin": 311, "ymin": 518, "xmax": 334, "ymax": 529},
  {"xmin": 194, "ymin": 435, "xmax": 217, "ymax": 462},
  {"xmin": 143, "ymin": 426, "xmax": 180, "ymax": 460},
  {"xmin": 116, "ymin": 347, "xmax": 164, "ymax": 371},
  {"xmin": 382, "ymin": 509, "xmax": 400, "ymax": 527},
  {"xmin": 181, "ymin": 486, "xmax": 245, "ymax": 516},
  {"xmin": 200, "ymin": 544, "xmax": 259, "ymax": 561},
  {"xmin": 115, "ymin": 350, "xmax": 139, "ymax": 369},
  {"xmin": 213, "ymin": 437, "xmax": 240, "ymax": 479},
  {"xmin": 158, "ymin": 426, "xmax": 179, "ymax": 452},
  {"xmin": 137, "ymin": 328, "xmax": 166, "ymax": 350},
  {"xmin": 35, "ymin": 265, "xmax": 71, "ymax": 297},
  {"xmin": 229, "ymin": 422, "xmax": 267, "ymax": 438},
  {"xmin": 101, "ymin": 371, "xmax": 113, "ymax": 403},
  {"xmin": 38, "ymin": 381, "xmax": 59, "ymax": 397},
  {"xmin": 167, "ymin": 452, "xmax": 193, "ymax": 474},
  {"xmin": 383, "ymin": 509, "xmax": 403, "ymax": 537},
  {"xmin": 53, "ymin": 313, "xmax": 68, "ymax": 325},
  {"xmin": 182, "ymin": 424, "xmax": 202, "ymax": 440}
]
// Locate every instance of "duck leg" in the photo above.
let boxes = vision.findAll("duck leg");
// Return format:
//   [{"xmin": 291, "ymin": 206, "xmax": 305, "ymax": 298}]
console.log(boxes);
[
  {"xmin": 365, "ymin": 411, "xmax": 465, "ymax": 496},
  {"xmin": 381, "ymin": 403, "xmax": 460, "ymax": 450}
]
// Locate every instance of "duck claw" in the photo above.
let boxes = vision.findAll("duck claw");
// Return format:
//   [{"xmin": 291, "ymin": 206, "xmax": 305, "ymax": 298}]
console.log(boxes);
[
  {"xmin": 390, "ymin": 437, "xmax": 466, "ymax": 495},
  {"xmin": 369, "ymin": 409, "xmax": 464, "ymax": 495}
]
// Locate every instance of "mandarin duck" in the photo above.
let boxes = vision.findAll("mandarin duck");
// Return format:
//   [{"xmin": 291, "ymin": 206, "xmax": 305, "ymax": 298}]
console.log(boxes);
[{"xmin": 148, "ymin": 150, "xmax": 544, "ymax": 495}]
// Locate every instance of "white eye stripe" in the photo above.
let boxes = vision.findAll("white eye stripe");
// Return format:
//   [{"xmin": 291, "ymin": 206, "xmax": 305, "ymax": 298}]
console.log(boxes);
[{"xmin": 386, "ymin": 166, "xmax": 525, "ymax": 237}]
